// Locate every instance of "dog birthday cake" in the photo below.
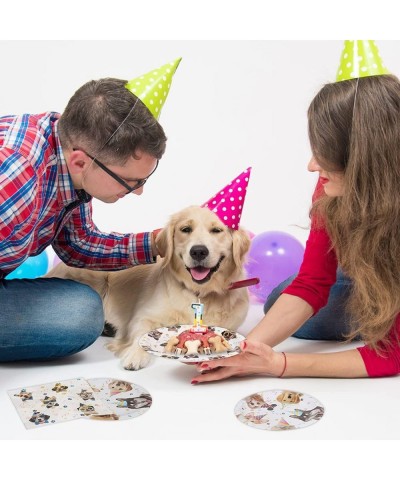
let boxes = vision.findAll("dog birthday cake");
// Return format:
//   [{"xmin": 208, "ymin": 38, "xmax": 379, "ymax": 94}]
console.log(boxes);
[
  {"xmin": 164, "ymin": 301, "xmax": 232, "ymax": 355},
  {"xmin": 165, "ymin": 328, "xmax": 232, "ymax": 355}
]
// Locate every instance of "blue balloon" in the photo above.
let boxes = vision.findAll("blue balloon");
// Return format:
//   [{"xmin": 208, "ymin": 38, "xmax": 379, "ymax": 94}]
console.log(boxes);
[{"xmin": 6, "ymin": 251, "xmax": 49, "ymax": 280}]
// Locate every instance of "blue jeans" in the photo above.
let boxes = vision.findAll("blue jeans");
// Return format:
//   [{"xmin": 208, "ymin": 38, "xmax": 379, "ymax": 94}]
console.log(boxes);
[
  {"xmin": 264, "ymin": 270, "xmax": 353, "ymax": 340},
  {"xmin": 0, "ymin": 278, "xmax": 104, "ymax": 362}
]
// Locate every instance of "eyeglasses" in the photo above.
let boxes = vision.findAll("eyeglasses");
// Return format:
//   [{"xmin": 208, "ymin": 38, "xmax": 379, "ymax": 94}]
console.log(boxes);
[{"xmin": 72, "ymin": 148, "xmax": 159, "ymax": 193}]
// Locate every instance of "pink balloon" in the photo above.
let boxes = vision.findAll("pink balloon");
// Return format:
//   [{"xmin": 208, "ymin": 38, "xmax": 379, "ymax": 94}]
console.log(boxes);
[{"xmin": 245, "ymin": 231, "xmax": 304, "ymax": 304}]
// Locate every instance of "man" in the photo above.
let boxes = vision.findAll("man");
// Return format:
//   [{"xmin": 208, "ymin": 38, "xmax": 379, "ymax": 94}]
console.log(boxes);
[{"xmin": 0, "ymin": 58, "xmax": 181, "ymax": 362}]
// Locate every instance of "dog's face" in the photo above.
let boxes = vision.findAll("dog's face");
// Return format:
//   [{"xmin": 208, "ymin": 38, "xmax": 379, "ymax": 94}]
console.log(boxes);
[
  {"xmin": 29, "ymin": 410, "xmax": 50, "ymax": 424},
  {"xmin": 108, "ymin": 380, "xmax": 132, "ymax": 394},
  {"xmin": 246, "ymin": 394, "xmax": 265, "ymax": 409},
  {"xmin": 276, "ymin": 391, "xmax": 303, "ymax": 405},
  {"xmin": 52, "ymin": 383, "xmax": 68, "ymax": 392},
  {"xmin": 156, "ymin": 206, "xmax": 251, "ymax": 295}
]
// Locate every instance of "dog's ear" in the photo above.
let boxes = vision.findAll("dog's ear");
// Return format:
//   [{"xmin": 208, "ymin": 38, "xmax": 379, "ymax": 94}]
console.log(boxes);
[
  {"xmin": 232, "ymin": 228, "xmax": 251, "ymax": 267},
  {"xmin": 155, "ymin": 221, "xmax": 175, "ymax": 266}
]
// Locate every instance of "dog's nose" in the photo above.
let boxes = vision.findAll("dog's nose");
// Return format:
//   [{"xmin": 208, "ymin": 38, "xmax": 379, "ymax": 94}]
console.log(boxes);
[{"xmin": 190, "ymin": 245, "xmax": 209, "ymax": 261}]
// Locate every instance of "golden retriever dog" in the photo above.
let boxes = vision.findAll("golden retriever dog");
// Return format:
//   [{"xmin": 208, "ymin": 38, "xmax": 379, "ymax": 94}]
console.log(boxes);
[{"xmin": 47, "ymin": 205, "xmax": 251, "ymax": 370}]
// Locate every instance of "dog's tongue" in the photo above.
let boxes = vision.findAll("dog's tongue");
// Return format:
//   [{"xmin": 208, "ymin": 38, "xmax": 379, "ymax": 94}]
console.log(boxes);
[{"xmin": 190, "ymin": 267, "xmax": 211, "ymax": 281}]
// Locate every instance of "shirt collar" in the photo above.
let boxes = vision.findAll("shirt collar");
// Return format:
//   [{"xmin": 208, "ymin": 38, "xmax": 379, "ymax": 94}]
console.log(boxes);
[{"xmin": 55, "ymin": 120, "xmax": 92, "ymax": 206}]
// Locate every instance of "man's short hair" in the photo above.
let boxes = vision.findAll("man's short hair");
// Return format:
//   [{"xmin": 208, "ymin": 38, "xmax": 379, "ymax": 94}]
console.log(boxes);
[{"xmin": 58, "ymin": 78, "xmax": 167, "ymax": 165}]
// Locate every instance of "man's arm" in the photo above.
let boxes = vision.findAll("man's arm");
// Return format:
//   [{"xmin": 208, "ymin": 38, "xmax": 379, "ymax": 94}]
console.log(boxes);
[{"xmin": 52, "ymin": 201, "xmax": 157, "ymax": 270}]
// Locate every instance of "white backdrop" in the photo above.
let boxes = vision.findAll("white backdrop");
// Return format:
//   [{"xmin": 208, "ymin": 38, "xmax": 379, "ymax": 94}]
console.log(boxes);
[{"xmin": 2, "ymin": 41, "xmax": 400, "ymax": 248}]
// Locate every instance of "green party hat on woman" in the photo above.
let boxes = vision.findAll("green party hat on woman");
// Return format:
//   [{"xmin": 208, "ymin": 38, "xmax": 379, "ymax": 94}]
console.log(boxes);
[
  {"xmin": 125, "ymin": 57, "xmax": 182, "ymax": 119},
  {"xmin": 336, "ymin": 40, "xmax": 389, "ymax": 82}
]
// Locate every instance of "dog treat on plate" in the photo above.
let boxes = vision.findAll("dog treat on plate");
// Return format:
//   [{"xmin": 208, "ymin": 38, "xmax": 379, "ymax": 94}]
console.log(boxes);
[
  {"xmin": 165, "ymin": 328, "xmax": 232, "ymax": 355},
  {"xmin": 163, "ymin": 300, "xmax": 232, "ymax": 355}
]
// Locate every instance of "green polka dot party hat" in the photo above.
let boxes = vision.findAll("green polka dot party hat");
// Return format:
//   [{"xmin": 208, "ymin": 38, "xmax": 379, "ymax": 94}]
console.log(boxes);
[
  {"xmin": 125, "ymin": 57, "xmax": 182, "ymax": 119},
  {"xmin": 336, "ymin": 40, "xmax": 389, "ymax": 82}
]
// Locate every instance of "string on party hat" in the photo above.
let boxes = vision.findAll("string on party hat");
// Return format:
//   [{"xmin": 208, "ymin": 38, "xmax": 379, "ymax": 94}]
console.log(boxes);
[
  {"xmin": 336, "ymin": 40, "xmax": 389, "ymax": 82},
  {"xmin": 201, "ymin": 167, "xmax": 252, "ymax": 230},
  {"xmin": 126, "ymin": 57, "xmax": 182, "ymax": 120}
]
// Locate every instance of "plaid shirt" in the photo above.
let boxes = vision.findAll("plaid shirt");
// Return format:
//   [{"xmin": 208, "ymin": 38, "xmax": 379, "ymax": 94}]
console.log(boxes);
[{"xmin": 0, "ymin": 112, "xmax": 155, "ymax": 278}]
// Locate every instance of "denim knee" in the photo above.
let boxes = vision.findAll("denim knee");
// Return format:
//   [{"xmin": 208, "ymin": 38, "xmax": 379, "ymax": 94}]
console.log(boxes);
[
  {"xmin": 264, "ymin": 274, "xmax": 297, "ymax": 314},
  {"xmin": 0, "ymin": 278, "xmax": 105, "ymax": 361},
  {"xmin": 56, "ymin": 282, "xmax": 104, "ymax": 349},
  {"xmin": 261, "ymin": 270, "xmax": 354, "ymax": 341}
]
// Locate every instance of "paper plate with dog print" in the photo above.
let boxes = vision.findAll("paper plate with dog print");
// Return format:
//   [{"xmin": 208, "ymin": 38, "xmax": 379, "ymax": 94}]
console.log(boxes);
[
  {"xmin": 81, "ymin": 378, "xmax": 152, "ymax": 421},
  {"xmin": 139, "ymin": 324, "xmax": 245, "ymax": 362},
  {"xmin": 234, "ymin": 389, "xmax": 325, "ymax": 431}
]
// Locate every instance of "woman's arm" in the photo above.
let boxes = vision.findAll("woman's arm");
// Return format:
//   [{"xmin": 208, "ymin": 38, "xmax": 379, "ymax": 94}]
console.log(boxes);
[
  {"xmin": 191, "ymin": 340, "xmax": 368, "ymax": 384},
  {"xmin": 192, "ymin": 290, "xmax": 369, "ymax": 383},
  {"xmin": 246, "ymin": 293, "xmax": 315, "ymax": 347},
  {"xmin": 283, "ymin": 348, "xmax": 368, "ymax": 378}
]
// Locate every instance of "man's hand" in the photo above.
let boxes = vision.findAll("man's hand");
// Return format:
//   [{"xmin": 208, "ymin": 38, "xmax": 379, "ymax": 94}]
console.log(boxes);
[{"xmin": 151, "ymin": 228, "xmax": 163, "ymax": 257}]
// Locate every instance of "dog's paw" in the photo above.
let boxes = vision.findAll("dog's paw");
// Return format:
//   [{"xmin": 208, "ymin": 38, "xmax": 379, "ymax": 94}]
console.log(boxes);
[
  {"xmin": 121, "ymin": 348, "xmax": 152, "ymax": 371},
  {"xmin": 106, "ymin": 340, "xmax": 122, "ymax": 353}
]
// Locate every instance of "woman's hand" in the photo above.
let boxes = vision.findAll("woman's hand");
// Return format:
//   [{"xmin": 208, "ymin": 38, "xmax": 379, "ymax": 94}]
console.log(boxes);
[{"xmin": 190, "ymin": 340, "xmax": 286, "ymax": 384}]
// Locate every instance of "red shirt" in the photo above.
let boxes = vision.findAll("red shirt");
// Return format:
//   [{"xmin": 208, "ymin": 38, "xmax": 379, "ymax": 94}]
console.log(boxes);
[{"xmin": 283, "ymin": 180, "xmax": 400, "ymax": 377}]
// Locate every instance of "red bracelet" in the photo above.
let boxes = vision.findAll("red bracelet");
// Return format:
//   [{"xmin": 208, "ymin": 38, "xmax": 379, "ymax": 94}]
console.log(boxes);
[{"xmin": 278, "ymin": 352, "xmax": 287, "ymax": 378}]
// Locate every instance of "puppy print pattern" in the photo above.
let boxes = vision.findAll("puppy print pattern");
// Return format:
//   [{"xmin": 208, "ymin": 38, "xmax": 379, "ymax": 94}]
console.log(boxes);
[
  {"xmin": 29, "ymin": 410, "xmax": 50, "ymax": 426},
  {"xmin": 139, "ymin": 324, "xmax": 244, "ymax": 362},
  {"xmin": 9, "ymin": 378, "xmax": 104, "ymax": 429},
  {"xmin": 78, "ymin": 389, "xmax": 96, "ymax": 401},
  {"xmin": 7, "ymin": 378, "xmax": 147, "ymax": 429},
  {"xmin": 52, "ymin": 382, "xmax": 68, "ymax": 393},
  {"xmin": 14, "ymin": 389, "xmax": 33, "ymax": 402},
  {"xmin": 115, "ymin": 394, "xmax": 152, "ymax": 410},
  {"xmin": 234, "ymin": 390, "xmax": 325, "ymax": 431},
  {"xmin": 41, "ymin": 396, "xmax": 59, "ymax": 409},
  {"xmin": 84, "ymin": 378, "xmax": 152, "ymax": 421}
]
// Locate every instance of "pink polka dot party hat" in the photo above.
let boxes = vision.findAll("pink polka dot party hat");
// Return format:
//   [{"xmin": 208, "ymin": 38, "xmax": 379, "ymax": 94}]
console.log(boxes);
[{"xmin": 201, "ymin": 167, "xmax": 251, "ymax": 230}]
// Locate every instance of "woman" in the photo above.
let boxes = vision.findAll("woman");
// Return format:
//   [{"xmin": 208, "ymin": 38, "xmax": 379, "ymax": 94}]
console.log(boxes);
[{"xmin": 192, "ymin": 74, "xmax": 400, "ymax": 382}]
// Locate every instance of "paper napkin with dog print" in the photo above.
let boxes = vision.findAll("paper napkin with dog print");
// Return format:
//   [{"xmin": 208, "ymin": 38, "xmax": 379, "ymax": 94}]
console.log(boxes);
[{"xmin": 8, "ymin": 377, "xmax": 114, "ymax": 429}]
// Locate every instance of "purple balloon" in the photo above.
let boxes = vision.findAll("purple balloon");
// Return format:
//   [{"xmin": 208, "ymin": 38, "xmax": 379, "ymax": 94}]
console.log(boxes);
[
  {"xmin": 53, "ymin": 255, "xmax": 62, "ymax": 268},
  {"xmin": 245, "ymin": 231, "xmax": 305, "ymax": 303}
]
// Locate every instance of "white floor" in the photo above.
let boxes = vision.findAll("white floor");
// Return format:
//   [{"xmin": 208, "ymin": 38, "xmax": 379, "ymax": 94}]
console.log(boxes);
[{"xmin": 1, "ymin": 302, "xmax": 400, "ymax": 441}]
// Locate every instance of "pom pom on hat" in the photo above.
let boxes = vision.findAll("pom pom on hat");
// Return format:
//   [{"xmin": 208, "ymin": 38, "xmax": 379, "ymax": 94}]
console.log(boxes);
[
  {"xmin": 125, "ymin": 57, "xmax": 182, "ymax": 119},
  {"xmin": 201, "ymin": 167, "xmax": 251, "ymax": 230}
]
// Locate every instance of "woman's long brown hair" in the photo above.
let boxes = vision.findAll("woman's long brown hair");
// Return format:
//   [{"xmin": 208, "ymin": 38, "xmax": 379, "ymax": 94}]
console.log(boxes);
[{"xmin": 309, "ymin": 75, "xmax": 400, "ymax": 351}]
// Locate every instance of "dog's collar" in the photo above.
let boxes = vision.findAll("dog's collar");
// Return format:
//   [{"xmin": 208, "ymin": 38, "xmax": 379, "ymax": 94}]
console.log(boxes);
[
  {"xmin": 228, "ymin": 278, "xmax": 259, "ymax": 290},
  {"xmin": 179, "ymin": 277, "xmax": 259, "ymax": 299}
]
